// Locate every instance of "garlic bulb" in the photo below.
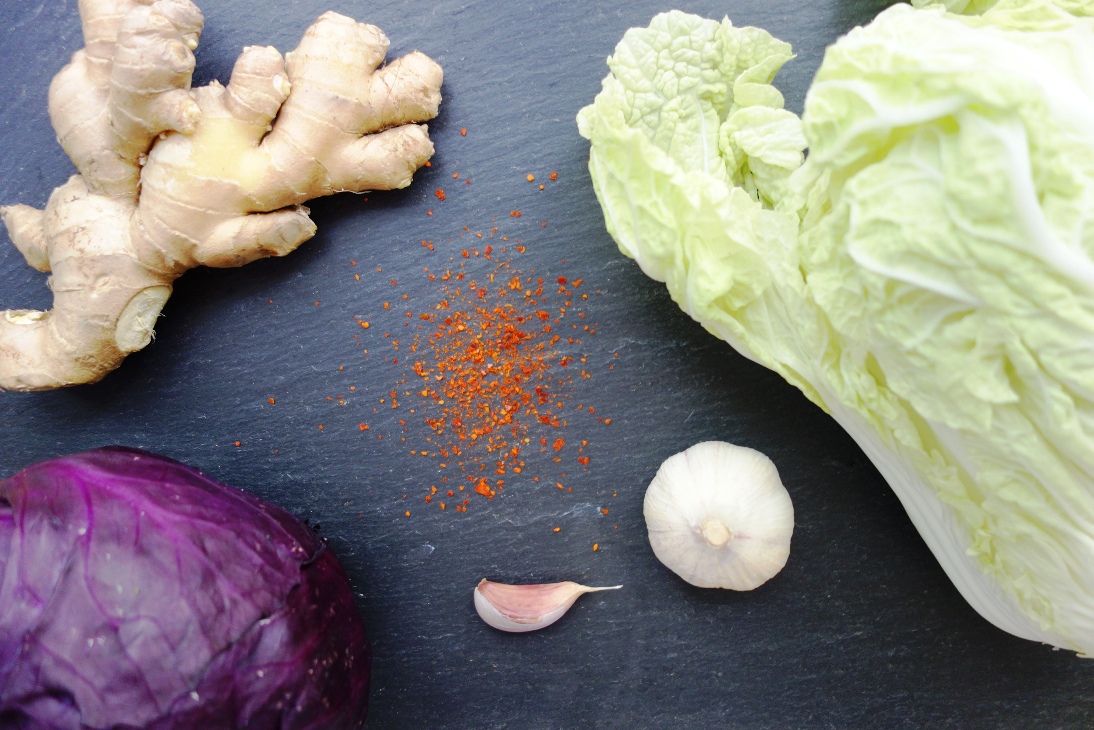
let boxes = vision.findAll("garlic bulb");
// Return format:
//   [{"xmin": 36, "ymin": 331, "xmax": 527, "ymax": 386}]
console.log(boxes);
[
  {"xmin": 644, "ymin": 441, "xmax": 794, "ymax": 590},
  {"xmin": 473, "ymin": 579, "xmax": 622, "ymax": 632}
]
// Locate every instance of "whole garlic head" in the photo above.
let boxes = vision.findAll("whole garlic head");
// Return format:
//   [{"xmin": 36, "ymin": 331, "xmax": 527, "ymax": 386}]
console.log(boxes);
[{"xmin": 643, "ymin": 441, "xmax": 794, "ymax": 590}]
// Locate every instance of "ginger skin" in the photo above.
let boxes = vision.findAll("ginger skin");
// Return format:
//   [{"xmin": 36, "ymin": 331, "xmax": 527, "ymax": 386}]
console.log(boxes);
[{"xmin": 0, "ymin": 0, "xmax": 443, "ymax": 391}]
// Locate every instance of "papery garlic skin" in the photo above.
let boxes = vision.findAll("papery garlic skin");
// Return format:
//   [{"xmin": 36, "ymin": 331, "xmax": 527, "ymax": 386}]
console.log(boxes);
[{"xmin": 644, "ymin": 441, "xmax": 794, "ymax": 590}]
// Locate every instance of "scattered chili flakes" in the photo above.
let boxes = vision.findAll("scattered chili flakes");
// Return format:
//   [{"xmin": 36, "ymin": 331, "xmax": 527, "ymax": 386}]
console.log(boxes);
[
  {"xmin": 553, "ymin": 526, "xmax": 561, "ymax": 533},
  {"xmin": 383, "ymin": 250, "xmax": 609, "ymax": 507},
  {"xmin": 549, "ymin": 172, "xmax": 558, "ymax": 181},
  {"xmin": 268, "ymin": 397, "xmax": 276, "ymax": 404},
  {"xmin": 592, "ymin": 543, "xmax": 599, "ymax": 552},
  {"xmin": 346, "ymin": 194, "xmax": 615, "ymax": 520},
  {"xmin": 460, "ymin": 127, "xmax": 467, "ymax": 136}
]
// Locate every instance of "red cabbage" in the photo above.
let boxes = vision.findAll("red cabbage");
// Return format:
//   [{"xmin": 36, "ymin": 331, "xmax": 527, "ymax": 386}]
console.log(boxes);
[{"xmin": 0, "ymin": 447, "xmax": 369, "ymax": 729}]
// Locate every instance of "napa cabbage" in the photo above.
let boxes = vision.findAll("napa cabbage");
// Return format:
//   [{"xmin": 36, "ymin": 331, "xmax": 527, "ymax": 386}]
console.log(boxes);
[{"xmin": 577, "ymin": 3, "xmax": 1094, "ymax": 654}]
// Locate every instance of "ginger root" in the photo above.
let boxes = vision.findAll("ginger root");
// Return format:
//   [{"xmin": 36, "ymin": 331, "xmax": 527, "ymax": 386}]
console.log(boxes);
[{"xmin": 0, "ymin": 0, "xmax": 443, "ymax": 391}]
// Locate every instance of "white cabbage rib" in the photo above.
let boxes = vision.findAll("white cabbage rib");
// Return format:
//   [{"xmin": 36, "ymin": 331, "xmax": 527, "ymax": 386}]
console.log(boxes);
[{"xmin": 578, "ymin": 5, "xmax": 1094, "ymax": 654}]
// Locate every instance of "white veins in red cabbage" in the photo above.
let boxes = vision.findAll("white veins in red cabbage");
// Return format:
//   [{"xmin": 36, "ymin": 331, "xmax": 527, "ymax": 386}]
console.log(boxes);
[{"xmin": 0, "ymin": 447, "xmax": 370, "ymax": 729}]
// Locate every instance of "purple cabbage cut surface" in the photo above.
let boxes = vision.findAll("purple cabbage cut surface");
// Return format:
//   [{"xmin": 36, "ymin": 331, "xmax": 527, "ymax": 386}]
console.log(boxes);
[{"xmin": 0, "ymin": 447, "xmax": 370, "ymax": 730}]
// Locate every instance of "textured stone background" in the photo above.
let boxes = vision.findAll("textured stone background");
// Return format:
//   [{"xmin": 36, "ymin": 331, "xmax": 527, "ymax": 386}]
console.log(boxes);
[{"xmin": 2, "ymin": 1, "xmax": 1092, "ymax": 727}]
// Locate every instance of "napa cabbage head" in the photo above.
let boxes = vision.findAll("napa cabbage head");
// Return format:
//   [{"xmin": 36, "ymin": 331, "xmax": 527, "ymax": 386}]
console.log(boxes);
[{"xmin": 577, "ymin": 4, "xmax": 1094, "ymax": 655}]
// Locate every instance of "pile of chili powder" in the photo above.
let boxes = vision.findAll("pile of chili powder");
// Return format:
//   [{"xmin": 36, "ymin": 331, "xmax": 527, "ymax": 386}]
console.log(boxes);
[{"xmin": 357, "ymin": 228, "xmax": 611, "ymax": 515}]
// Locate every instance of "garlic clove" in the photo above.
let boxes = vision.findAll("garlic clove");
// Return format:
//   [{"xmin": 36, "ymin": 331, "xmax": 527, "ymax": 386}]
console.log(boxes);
[
  {"xmin": 643, "ymin": 440, "xmax": 794, "ymax": 590},
  {"xmin": 473, "ymin": 579, "xmax": 622, "ymax": 632}
]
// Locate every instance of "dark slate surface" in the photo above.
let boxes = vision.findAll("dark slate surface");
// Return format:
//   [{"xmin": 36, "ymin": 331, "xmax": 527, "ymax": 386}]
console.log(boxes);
[{"xmin": 1, "ymin": 1, "xmax": 1092, "ymax": 728}]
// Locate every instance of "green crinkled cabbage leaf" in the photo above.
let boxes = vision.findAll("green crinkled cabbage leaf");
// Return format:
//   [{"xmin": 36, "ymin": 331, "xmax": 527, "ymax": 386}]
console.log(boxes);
[
  {"xmin": 577, "ymin": 5, "xmax": 1094, "ymax": 654},
  {"xmin": 913, "ymin": 0, "xmax": 1094, "ymax": 20}
]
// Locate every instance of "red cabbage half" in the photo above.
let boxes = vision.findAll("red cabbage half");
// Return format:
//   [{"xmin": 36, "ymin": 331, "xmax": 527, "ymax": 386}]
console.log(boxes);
[{"xmin": 0, "ymin": 447, "xmax": 370, "ymax": 729}]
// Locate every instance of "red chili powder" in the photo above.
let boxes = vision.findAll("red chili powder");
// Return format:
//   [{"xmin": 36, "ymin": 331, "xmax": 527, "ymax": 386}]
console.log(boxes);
[
  {"xmin": 350, "ymin": 218, "xmax": 608, "ymax": 514},
  {"xmin": 339, "ymin": 163, "xmax": 612, "ymax": 516},
  {"xmin": 396, "ymin": 246, "xmax": 599, "ymax": 506}
]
